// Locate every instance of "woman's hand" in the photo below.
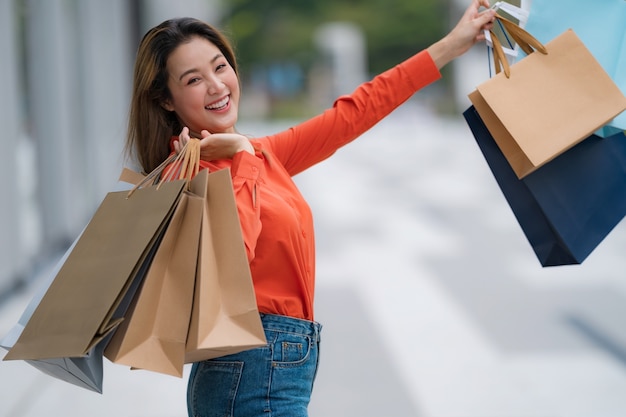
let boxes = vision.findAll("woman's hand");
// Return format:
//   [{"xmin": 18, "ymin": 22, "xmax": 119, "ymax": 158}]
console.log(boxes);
[
  {"xmin": 427, "ymin": 0, "xmax": 496, "ymax": 69},
  {"xmin": 173, "ymin": 127, "xmax": 255, "ymax": 161}
]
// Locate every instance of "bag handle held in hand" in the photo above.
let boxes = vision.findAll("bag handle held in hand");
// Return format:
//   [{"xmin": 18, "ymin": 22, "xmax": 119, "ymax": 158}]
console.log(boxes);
[
  {"xmin": 162, "ymin": 139, "xmax": 201, "ymax": 183},
  {"xmin": 127, "ymin": 139, "xmax": 201, "ymax": 198},
  {"xmin": 489, "ymin": 15, "xmax": 548, "ymax": 78}
]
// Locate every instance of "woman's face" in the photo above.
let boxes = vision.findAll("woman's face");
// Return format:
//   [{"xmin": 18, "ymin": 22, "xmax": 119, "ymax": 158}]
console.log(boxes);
[{"xmin": 163, "ymin": 36, "xmax": 240, "ymax": 136}]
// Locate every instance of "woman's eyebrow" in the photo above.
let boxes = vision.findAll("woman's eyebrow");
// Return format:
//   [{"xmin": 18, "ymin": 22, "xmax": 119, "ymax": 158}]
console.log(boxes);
[{"xmin": 178, "ymin": 54, "xmax": 224, "ymax": 81}]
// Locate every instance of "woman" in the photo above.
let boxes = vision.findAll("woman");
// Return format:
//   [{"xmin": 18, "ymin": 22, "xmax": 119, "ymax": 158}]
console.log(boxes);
[{"xmin": 125, "ymin": 2, "xmax": 495, "ymax": 416}]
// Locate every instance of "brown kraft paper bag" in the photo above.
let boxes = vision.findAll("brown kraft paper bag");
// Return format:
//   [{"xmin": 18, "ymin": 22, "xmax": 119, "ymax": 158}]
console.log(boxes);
[
  {"xmin": 104, "ymin": 170, "xmax": 207, "ymax": 377},
  {"xmin": 185, "ymin": 168, "xmax": 267, "ymax": 363},
  {"xmin": 470, "ymin": 28, "xmax": 626, "ymax": 178},
  {"xmin": 4, "ymin": 179, "xmax": 186, "ymax": 360}
]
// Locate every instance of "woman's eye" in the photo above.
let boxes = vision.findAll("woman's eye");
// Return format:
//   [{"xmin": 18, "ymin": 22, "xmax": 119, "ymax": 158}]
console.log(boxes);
[
  {"xmin": 216, "ymin": 63, "xmax": 226, "ymax": 71},
  {"xmin": 187, "ymin": 77, "xmax": 200, "ymax": 85}
]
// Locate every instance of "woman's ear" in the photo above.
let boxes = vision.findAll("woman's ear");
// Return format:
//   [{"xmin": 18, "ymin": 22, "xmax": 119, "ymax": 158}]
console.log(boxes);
[{"xmin": 161, "ymin": 99, "xmax": 175, "ymax": 112}]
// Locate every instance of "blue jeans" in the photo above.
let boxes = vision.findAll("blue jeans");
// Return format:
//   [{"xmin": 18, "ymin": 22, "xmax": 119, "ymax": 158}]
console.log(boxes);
[{"xmin": 187, "ymin": 313, "xmax": 322, "ymax": 417}]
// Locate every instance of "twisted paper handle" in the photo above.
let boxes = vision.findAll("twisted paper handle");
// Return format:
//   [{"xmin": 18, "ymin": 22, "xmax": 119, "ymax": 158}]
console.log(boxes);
[
  {"xmin": 490, "ymin": 15, "xmax": 548, "ymax": 78},
  {"xmin": 162, "ymin": 139, "xmax": 201, "ymax": 183},
  {"xmin": 127, "ymin": 139, "xmax": 201, "ymax": 198}
]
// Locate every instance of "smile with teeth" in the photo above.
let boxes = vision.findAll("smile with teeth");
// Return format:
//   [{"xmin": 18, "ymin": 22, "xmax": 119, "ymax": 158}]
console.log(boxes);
[{"xmin": 206, "ymin": 96, "xmax": 230, "ymax": 111}]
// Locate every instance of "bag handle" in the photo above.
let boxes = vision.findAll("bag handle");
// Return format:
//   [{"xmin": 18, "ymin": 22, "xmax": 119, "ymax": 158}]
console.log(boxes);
[
  {"xmin": 485, "ymin": 1, "xmax": 529, "ymax": 61},
  {"xmin": 161, "ymin": 139, "xmax": 201, "ymax": 183},
  {"xmin": 489, "ymin": 15, "xmax": 548, "ymax": 78},
  {"xmin": 127, "ymin": 139, "xmax": 201, "ymax": 198}
]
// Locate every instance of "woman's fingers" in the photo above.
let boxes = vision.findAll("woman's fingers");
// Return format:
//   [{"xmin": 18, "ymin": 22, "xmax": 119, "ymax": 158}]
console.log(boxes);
[{"xmin": 173, "ymin": 127, "xmax": 191, "ymax": 154}]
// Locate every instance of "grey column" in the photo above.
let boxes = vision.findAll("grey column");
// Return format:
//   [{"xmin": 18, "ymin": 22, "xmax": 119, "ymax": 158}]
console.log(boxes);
[
  {"xmin": 76, "ymin": 0, "xmax": 134, "ymax": 207},
  {"xmin": 0, "ymin": 0, "xmax": 24, "ymax": 292},
  {"xmin": 26, "ymin": 0, "xmax": 86, "ymax": 250}
]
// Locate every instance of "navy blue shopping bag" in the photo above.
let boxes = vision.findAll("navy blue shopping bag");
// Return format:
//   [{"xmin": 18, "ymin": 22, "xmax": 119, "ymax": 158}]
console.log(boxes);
[{"xmin": 463, "ymin": 105, "xmax": 626, "ymax": 266}]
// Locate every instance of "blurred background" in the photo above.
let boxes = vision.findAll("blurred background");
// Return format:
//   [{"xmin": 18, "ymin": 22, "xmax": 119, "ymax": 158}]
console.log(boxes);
[
  {"xmin": 3, "ymin": 1, "xmax": 626, "ymax": 416},
  {"xmin": 0, "ymin": 0, "xmax": 483, "ymax": 290}
]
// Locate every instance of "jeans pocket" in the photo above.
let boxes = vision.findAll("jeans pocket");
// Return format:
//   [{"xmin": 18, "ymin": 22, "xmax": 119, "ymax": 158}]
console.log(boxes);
[
  {"xmin": 270, "ymin": 331, "xmax": 312, "ymax": 366},
  {"xmin": 187, "ymin": 361, "xmax": 243, "ymax": 417},
  {"xmin": 267, "ymin": 332, "xmax": 317, "ymax": 415}
]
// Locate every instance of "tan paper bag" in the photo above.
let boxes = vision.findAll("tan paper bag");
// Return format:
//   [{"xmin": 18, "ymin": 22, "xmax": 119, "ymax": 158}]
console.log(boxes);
[
  {"xmin": 4, "ymin": 179, "xmax": 186, "ymax": 360},
  {"xmin": 104, "ymin": 178, "xmax": 204, "ymax": 377},
  {"xmin": 185, "ymin": 168, "xmax": 267, "ymax": 363},
  {"xmin": 470, "ymin": 28, "xmax": 626, "ymax": 178},
  {"xmin": 1, "ymin": 230, "xmax": 107, "ymax": 392}
]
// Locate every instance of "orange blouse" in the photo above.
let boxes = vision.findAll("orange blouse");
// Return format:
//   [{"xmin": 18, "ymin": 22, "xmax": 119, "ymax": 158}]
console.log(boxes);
[{"xmin": 172, "ymin": 50, "xmax": 441, "ymax": 321}]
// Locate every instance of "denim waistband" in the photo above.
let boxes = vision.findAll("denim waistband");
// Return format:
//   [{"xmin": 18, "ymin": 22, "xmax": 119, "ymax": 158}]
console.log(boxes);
[{"xmin": 260, "ymin": 313, "xmax": 322, "ymax": 342}]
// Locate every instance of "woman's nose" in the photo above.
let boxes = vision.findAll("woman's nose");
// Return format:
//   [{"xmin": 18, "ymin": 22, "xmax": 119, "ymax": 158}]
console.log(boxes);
[{"xmin": 207, "ymin": 76, "xmax": 223, "ymax": 95}]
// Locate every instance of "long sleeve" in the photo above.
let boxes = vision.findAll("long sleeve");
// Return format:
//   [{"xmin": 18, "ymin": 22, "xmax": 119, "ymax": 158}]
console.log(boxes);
[{"xmin": 257, "ymin": 49, "xmax": 441, "ymax": 176}]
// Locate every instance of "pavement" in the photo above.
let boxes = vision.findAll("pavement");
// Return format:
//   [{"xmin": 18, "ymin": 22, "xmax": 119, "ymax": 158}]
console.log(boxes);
[{"xmin": 2, "ymin": 102, "xmax": 626, "ymax": 417}]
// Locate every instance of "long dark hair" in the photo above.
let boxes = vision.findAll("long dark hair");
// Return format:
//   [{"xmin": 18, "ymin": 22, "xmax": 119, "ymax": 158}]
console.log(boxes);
[{"xmin": 125, "ymin": 17, "xmax": 238, "ymax": 173}]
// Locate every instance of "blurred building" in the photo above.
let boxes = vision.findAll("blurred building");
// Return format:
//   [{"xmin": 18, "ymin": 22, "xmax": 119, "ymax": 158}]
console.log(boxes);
[{"xmin": 0, "ymin": 0, "xmax": 220, "ymax": 299}]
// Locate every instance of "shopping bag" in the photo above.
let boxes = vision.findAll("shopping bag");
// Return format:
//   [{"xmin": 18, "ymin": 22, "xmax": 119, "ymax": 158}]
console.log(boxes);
[
  {"xmin": 463, "ymin": 105, "xmax": 626, "ymax": 266},
  {"xmin": 1, "ymin": 332, "xmax": 107, "ymax": 394},
  {"xmin": 0, "ymin": 181, "xmax": 162, "ymax": 392},
  {"xmin": 523, "ymin": 0, "xmax": 626, "ymax": 137},
  {"xmin": 1, "ymin": 257, "xmax": 150, "ymax": 393},
  {"xmin": 106, "ymin": 139, "xmax": 265, "ymax": 372},
  {"xmin": 0, "ymin": 233, "xmax": 107, "ymax": 392},
  {"xmin": 103, "ymin": 194, "xmax": 201, "ymax": 376},
  {"xmin": 470, "ymin": 23, "xmax": 626, "ymax": 179},
  {"xmin": 3, "ymin": 175, "xmax": 186, "ymax": 361},
  {"xmin": 185, "ymin": 167, "xmax": 267, "ymax": 363},
  {"xmin": 105, "ymin": 168, "xmax": 206, "ymax": 377}
]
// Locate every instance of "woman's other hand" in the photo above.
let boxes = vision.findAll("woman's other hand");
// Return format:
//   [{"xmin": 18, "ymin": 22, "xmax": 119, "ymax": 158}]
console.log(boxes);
[
  {"xmin": 173, "ymin": 126, "xmax": 255, "ymax": 161},
  {"xmin": 427, "ymin": 0, "xmax": 496, "ymax": 69}
]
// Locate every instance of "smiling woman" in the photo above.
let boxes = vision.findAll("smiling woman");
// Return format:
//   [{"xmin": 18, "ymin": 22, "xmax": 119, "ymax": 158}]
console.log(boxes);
[
  {"xmin": 124, "ymin": 4, "xmax": 496, "ymax": 416},
  {"xmin": 126, "ymin": 18, "xmax": 243, "ymax": 173},
  {"xmin": 161, "ymin": 39, "xmax": 241, "ymax": 136}
]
